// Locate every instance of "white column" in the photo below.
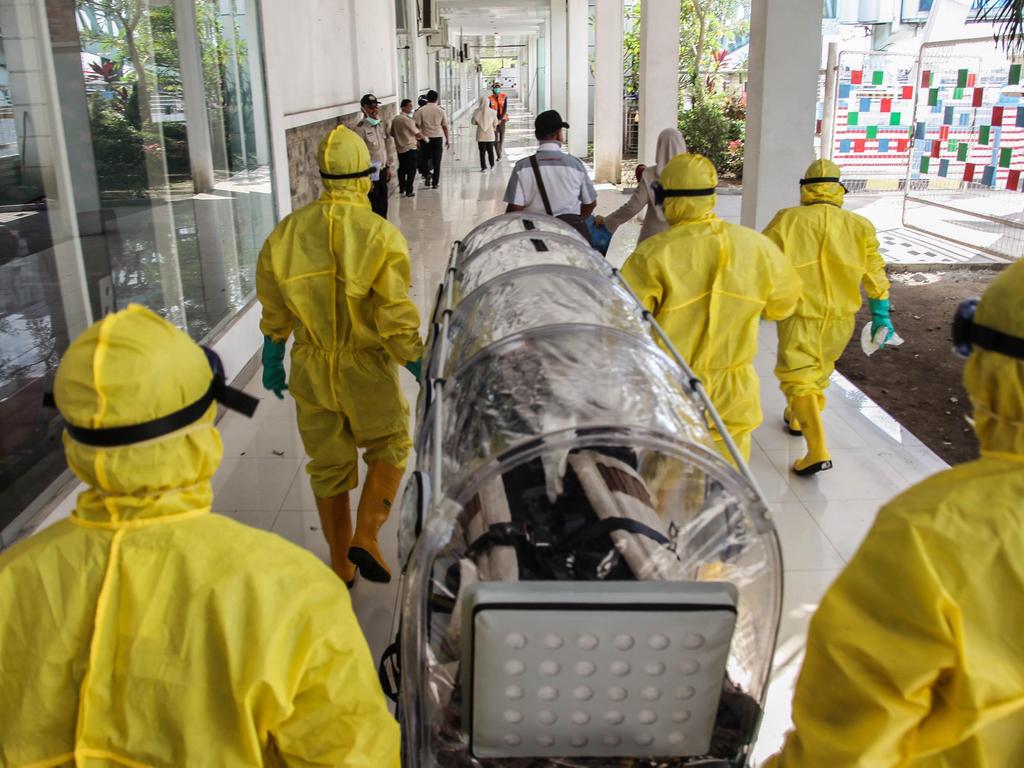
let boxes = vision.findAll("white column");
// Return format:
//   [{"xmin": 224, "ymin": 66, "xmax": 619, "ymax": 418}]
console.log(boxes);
[
  {"xmin": 638, "ymin": 0, "xmax": 680, "ymax": 165},
  {"xmin": 550, "ymin": 0, "xmax": 567, "ymax": 116},
  {"xmin": 594, "ymin": 0, "xmax": 624, "ymax": 182},
  {"xmin": 244, "ymin": 4, "xmax": 271, "ymax": 165},
  {"xmin": 542, "ymin": 18, "xmax": 552, "ymax": 112},
  {"xmin": 820, "ymin": 41, "xmax": 839, "ymax": 161},
  {"xmin": 5, "ymin": 0, "xmax": 93, "ymax": 337},
  {"xmin": 566, "ymin": 0, "xmax": 588, "ymax": 156},
  {"xmin": 401, "ymin": 0, "xmax": 416, "ymax": 97},
  {"xmin": 175, "ymin": 0, "xmax": 216, "ymax": 192},
  {"xmin": 534, "ymin": 32, "xmax": 544, "ymax": 112},
  {"xmin": 405, "ymin": 0, "xmax": 428, "ymax": 98},
  {"xmin": 741, "ymin": 0, "xmax": 821, "ymax": 230}
]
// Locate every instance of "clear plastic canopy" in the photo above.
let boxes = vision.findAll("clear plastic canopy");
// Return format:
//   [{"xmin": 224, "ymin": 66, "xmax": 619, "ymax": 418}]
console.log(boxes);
[
  {"xmin": 458, "ymin": 212, "xmax": 588, "ymax": 262},
  {"xmin": 453, "ymin": 231, "xmax": 610, "ymax": 304},
  {"xmin": 398, "ymin": 215, "xmax": 782, "ymax": 768},
  {"xmin": 444, "ymin": 266, "xmax": 645, "ymax": 377}
]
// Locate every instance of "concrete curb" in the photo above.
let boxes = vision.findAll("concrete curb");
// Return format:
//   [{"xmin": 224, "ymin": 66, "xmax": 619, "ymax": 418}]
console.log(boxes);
[{"xmin": 885, "ymin": 261, "xmax": 1010, "ymax": 273}]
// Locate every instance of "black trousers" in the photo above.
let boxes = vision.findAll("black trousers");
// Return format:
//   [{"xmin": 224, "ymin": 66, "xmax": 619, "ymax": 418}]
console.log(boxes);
[
  {"xmin": 368, "ymin": 177, "xmax": 388, "ymax": 218},
  {"xmin": 495, "ymin": 121, "xmax": 506, "ymax": 158},
  {"xmin": 478, "ymin": 141, "xmax": 495, "ymax": 170},
  {"xmin": 417, "ymin": 140, "xmax": 431, "ymax": 180},
  {"xmin": 397, "ymin": 149, "xmax": 418, "ymax": 194},
  {"xmin": 426, "ymin": 137, "xmax": 444, "ymax": 186}
]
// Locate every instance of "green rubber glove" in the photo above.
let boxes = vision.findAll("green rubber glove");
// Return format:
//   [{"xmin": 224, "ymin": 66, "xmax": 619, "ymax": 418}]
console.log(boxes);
[
  {"xmin": 404, "ymin": 358, "xmax": 422, "ymax": 381},
  {"xmin": 868, "ymin": 297, "xmax": 896, "ymax": 349},
  {"xmin": 261, "ymin": 336, "xmax": 288, "ymax": 399}
]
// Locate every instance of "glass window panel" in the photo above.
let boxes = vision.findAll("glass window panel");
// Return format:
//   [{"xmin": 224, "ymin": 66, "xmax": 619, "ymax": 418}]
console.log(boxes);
[{"xmin": 0, "ymin": 0, "xmax": 276, "ymax": 538}]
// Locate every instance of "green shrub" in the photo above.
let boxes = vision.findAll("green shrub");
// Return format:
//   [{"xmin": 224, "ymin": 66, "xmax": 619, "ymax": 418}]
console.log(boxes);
[
  {"xmin": 88, "ymin": 98, "xmax": 148, "ymax": 195},
  {"xmin": 679, "ymin": 94, "xmax": 745, "ymax": 180}
]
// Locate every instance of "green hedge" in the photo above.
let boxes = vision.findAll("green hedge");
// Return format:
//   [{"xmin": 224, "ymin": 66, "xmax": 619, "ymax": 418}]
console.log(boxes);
[{"xmin": 679, "ymin": 94, "xmax": 745, "ymax": 180}]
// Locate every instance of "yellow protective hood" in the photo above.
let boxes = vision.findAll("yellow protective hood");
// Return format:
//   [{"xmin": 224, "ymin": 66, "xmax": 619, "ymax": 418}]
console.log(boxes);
[
  {"xmin": 318, "ymin": 124, "xmax": 373, "ymax": 200},
  {"xmin": 965, "ymin": 260, "xmax": 1024, "ymax": 456},
  {"xmin": 800, "ymin": 158, "xmax": 845, "ymax": 207},
  {"xmin": 659, "ymin": 153, "xmax": 718, "ymax": 225},
  {"xmin": 53, "ymin": 304, "xmax": 223, "ymax": 522}
]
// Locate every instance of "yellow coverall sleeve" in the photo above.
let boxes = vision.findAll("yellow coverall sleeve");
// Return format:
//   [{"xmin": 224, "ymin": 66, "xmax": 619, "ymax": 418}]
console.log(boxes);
[
  {"xmin": 272, "ymin": 599, "xmax": 400, "ymax": 767},
  {"xmin": 766, "ymin": 513, "xmax": 958, "ymax": 768},
  {"xmin": 620, "ymin": 249, "xmax": 664, "ymax": 315},
  {"xmin": 372, "ymin": 229, "xmax": 424, "ymax": 364},
  {"xmin": 859, "ymin": 220, "xmax": 890, "ymax": 301},
  {"xmin": 761, "ymin": 211, "xmax": 788, "ymax": 252},
  {"xmin": 257, "ymin": 237, "xmax": 294, "ymax": 343},
  {"xmin": 761, "ymin": 239, "xmax": 802, "ymax": 322}
]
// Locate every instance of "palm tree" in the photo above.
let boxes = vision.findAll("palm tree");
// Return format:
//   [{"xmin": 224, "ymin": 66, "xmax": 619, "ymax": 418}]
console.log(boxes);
[{"xmin": 977, "ymin": 0, "xmax": 1024, "ymax": 57}]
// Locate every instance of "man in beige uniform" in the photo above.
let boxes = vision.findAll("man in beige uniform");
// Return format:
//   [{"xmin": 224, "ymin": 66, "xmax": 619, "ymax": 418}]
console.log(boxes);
[
  {"xmin": 413, "ymin": 89, "xmax": 449, "ymax": 189},
  {"xmin": 390, "ymin": 98, "xmax": 422, "ymax": 198},
  {"xmin": 353, "ymin": 93, "xmax": 395, "ymax": 217}
]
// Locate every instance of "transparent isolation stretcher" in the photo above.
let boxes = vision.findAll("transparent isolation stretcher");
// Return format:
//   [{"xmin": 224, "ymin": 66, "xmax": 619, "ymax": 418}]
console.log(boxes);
[{"xmin": 390, "ymin": 213, "xmax": 783, "ymax": 767}]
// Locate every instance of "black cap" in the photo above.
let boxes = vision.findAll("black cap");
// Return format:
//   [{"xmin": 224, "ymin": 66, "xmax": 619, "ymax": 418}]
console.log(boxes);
[
  {"xmin": 535, "ymin": 110, "xmax": 569, "ymax": 135},
  {"xmin": 360, "ymin": 93, "xmax": 379, "ymax": 107}
]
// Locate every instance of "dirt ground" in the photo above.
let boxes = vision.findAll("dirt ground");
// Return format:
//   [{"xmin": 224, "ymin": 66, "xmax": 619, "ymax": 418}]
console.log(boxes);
[{"xmin": 836, "ymin": 269, "xmax": 1001, "ymax": 465}]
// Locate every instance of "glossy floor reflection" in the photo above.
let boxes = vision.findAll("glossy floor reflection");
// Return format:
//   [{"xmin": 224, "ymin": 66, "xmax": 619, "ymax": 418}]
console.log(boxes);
[{"xmin": 205, "ymin": 98, "xmax": 949, "ymax": 761}]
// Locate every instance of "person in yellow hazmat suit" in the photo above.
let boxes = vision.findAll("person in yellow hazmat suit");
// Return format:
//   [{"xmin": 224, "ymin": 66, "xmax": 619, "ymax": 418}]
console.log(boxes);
[
  {"xmin": 764, "ymin": 260, "xmax": 1024, "ymax": 768},
  {"xmin": 763, "ymin": 159, "xmax": 895, "ymax": 475},
  {"xmin": 621, "ymin": 153, "xmax": 802, "ymax": 463},
  {"xmin": 0, "ymin": 304, "xmax": 400, "ymax": 767},
  {"xmin": 257, "ymin": 125, "xmax": 423, "ymax": 586}
]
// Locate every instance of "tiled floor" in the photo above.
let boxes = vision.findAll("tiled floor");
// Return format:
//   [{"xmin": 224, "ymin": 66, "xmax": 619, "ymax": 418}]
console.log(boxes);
[{"xmin": 196, "ymin": 99, "xmax": 949, "ymax": 762}]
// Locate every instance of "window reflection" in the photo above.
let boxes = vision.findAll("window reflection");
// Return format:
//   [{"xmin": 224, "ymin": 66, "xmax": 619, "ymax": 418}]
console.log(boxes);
[{"xmin": 0, "ymin": 0, "xmax": 276, "ymax": 537}]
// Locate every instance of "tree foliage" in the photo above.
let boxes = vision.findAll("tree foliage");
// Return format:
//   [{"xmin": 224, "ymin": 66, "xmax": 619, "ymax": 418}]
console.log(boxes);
[
  {"xmin": 623, "ymin": 0, "xmax": 749, "ymax": 100},
  {"xmin": 678, "ymin": 92, "xmax": 745, "ymax": 178},
  {"xmin": 679, "ymin": 0, "xmax": 749, "ymax": 98},
  {"xmin": 975, "ymin": 0, "xmax": 1024, "ymax": 58}
]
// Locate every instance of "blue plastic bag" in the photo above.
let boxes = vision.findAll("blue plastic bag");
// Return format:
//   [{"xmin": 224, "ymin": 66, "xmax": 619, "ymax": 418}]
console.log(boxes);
[{"xmin": 585, "ymin": 215, "xmax": 612, "ymax": 256}]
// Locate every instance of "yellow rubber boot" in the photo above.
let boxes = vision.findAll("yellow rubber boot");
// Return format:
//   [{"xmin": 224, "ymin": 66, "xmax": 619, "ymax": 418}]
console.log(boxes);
[
  {"xmin": 783, "ymin": 405, "xmax": 802, "ymax": 436},
  {"xmin": 791, "ymin": 394, "xmax": 833, "ymax": 476},
  {"xmin": 348, "ymin": 462, "xmax": 403, "ymax": 583},
  {"xmin": 315, "ymin": 493, "xmax": 356, "ymax": 587}
]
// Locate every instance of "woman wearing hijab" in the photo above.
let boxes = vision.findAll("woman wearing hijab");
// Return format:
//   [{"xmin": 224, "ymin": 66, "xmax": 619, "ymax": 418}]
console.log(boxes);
[
  {"xmin": 597, "ymin": 127, "xmax": 687, "ymax": 243},
  {"xmin": 471, "ymin": 96, "xmax": 499, "ymax": 172}
]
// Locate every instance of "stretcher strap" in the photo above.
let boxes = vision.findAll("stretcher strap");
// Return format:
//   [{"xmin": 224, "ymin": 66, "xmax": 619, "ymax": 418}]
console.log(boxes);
[
  {"xmin": 562, "ymin": 516, "xmax": 670, "ymax": 548},
  {"xmin": 465, "ymin": 517, "xmax": 669, "ymax": 562}
]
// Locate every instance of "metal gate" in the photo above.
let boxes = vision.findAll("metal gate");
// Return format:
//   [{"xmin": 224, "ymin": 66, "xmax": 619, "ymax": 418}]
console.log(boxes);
[
  {"xmin": 824, "ymin": 49, "xmax": 919, "ymax": 192},
  {"xmin": 902, "ymin": 37, "xmax": 1024, "ymax": 262}
]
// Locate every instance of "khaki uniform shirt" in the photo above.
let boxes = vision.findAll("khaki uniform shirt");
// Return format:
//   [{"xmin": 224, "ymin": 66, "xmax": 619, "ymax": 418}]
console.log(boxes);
[
  {"xmin": 354, "ymin": 118, "xmax": 393, "ymax": 171},
  {"xmin": 390, "ymin": 114, "xmax": 420, "ymax": 153},
  {"xmin": 414, "ymin": 103, "xmax": 449, "ymax": 139}
]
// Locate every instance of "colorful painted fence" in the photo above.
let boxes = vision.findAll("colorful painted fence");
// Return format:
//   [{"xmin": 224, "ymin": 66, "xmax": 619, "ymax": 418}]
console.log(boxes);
[
  {"xmin": 904, "ymin": 38, "xmax": 1024, "ymax": 261},
  {"xmin": 829, "ymin": 51, "xmax": 920, "ymax": 190}
]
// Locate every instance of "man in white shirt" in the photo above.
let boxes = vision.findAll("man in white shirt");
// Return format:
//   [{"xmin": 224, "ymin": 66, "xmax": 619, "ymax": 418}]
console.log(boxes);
[
  {"xmin": 413, "ymin": 89, "xmax": 450, "ymax": 189},
  {"xmin": 504, "ymin": 110, "xmax": 597, "ymax": 225}
]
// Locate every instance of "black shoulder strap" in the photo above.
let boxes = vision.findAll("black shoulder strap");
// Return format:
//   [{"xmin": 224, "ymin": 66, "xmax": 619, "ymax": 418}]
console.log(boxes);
[{"xmin": 529, "ymin": 154, "xmax": 554, "ymax": 216}]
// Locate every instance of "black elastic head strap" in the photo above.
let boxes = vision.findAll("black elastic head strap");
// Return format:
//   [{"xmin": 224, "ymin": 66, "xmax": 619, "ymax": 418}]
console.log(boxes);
[
  {"xmin": 652, "ymin": 183, "xmax": 716, "ymax": 205},
  {"xmin": 801, "ymin": 176, "xmax": 849, "ymax": 193},
  {"xmin": 44, "ymin": 375, "xmax": 259, "ymax": 448},
  {"xmin": 320, "ymin": 167, "xmax": 373, "ymax": 180},
  {"xmin": 953, "ymin": 298, "xmax": 1024, "ymax": 360},
  {"xmin": 968, "ymin": 323, "xmax": 1024, "ymax": 359}
]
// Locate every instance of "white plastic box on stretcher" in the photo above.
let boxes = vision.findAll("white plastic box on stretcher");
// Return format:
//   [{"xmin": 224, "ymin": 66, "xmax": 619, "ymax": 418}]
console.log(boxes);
[{"xmin": 387, "ymin": 213, "xmax": 783, "ymax": 767}]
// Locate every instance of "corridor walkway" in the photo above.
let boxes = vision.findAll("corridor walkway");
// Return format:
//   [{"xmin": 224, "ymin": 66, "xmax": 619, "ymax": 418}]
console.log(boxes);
[{"xmin": 66, "ymin": 97, "xmax": 952, "ymax": 759}]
